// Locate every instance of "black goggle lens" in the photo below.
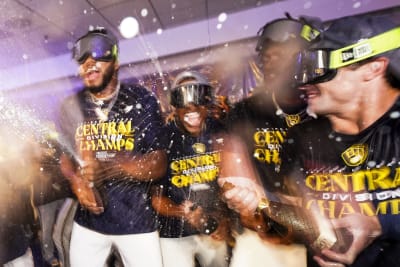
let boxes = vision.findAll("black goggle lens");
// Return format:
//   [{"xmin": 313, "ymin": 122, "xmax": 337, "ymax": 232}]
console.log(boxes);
[
  {"xmin": 295, "ymin": 49, "xmax": 337, "ymax": 84},
  {"xmin": 73, "ymin": 34, "xmax": 117, "ymax": 64},
  {"xmin": 170, "ymin": 84, "xmax": 213, "ymax": 108}
]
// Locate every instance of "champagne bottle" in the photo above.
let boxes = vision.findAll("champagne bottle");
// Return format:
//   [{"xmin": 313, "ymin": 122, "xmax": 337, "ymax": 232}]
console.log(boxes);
[{"xmin": 257, "ymin": 197, "xmax": 353, "ymax": 254}]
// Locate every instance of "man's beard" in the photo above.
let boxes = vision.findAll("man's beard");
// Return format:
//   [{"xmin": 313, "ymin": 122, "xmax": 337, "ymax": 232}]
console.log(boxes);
[{"xmin": 88, "ymin": 63, "xmax": 115, "ymax": 94}]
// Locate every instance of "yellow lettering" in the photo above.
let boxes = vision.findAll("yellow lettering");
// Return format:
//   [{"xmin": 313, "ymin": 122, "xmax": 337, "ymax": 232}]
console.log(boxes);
[
  {"xmin": 253, "ymin": 130, "xmax": 286, "ymax": 147},
  {"xmin": 373, "ymin": 199, "xmax": 400, "ymax": 215},
  {"xmin": 83, "ymin": 124, "xmax": 91, "ymax": 136},
  {"xmin": 315, "ymin": 175, "xmax": 331, "ymax": 191},
  {"xmin": 364, "ymin": 167, "xmax": 391, "ymax": 191},
  {"xmin": 337, "ymin": 203, "xmax": 356, "ymax": 218},
  {"xmin": 96, "ymin": 139, "xmax": 105, "ymax": 150},
  {"xmin": 350, "ymin": 171, "xmax": 366, "ymax": 192},
  {"xmin": 358, "ymin": 202, "xmax": 376, "ymax": 216},
  {"xmin": 125, "ymin": 138, "xmax": 134, "ymax": 150},
  {"xmin": 253, "ymin": 148, "xmax": 280, "ymax": 165},
  {"xmin": 76, "ymin": 125, "xmax": 83, "ymax": 137},
  {"xmin": 105, "ymin": 139, "xmax": 117, "ymax": 150},
  {"xmin": 254, "ymin": 131, "xmax": 266, "ymax": 147},
  {"xmin": 170, "ymin": 169, "xmax": 218, "ymax": 188},
  {"xmin": 108, "ymin": 122, "xmax": 117, "ymax": 135},
  {"xmin": 330, "ymin": 173, "xmax": 349, "ymax": 192},
  {"xmin": 170, "ymin": 161, "xmax": 180, "ymax": 175},
  {"xmin": 90, "ymin": 124, "xmax": 99, "ymax": 135},
  {"xmin": 316, "ymin": 200, "xmax": 336, "ymax": 219}
]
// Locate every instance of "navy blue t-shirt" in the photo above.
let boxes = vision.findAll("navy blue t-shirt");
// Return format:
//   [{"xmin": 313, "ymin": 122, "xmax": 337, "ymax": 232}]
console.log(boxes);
[
  {"xmin": 156, "ymin": 118, "xmax": 227, "ymax": 238},
  {"xmin": 227, "ymin": 91, "xmax": 310, "ymax": 193},
  {"xmin": 59, "ymin": 84, "xmax": 165, "ymax": 235},
  {"xmin": 280, "ymin": 97, "xmax": 400, "ymax": 267}
]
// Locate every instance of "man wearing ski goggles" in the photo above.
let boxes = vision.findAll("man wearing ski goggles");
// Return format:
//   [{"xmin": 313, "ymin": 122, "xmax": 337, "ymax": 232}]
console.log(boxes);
[
  {"xmin": 295, "ymin": 26, "xmax": 400, "ymax": 85},
  {"xmin": 286, "ymin": 15, "xmax": 400, "ymax": 267},
  {"xmin": 72, "ymin": 28, "xmax": 118, "ymax": 64},
  {"xmin": 60, "ymin": 27, "xmax": 166, "ymax": 267},
  {"xmin": 169, "ymin": 83, "xmax": 213, "ymax": 109}
]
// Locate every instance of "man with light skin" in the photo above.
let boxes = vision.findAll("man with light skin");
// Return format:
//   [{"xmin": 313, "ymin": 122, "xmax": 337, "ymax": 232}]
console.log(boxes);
[
  {"xmin": 59, "ymin": 27, "xmax": 166, "ymax": 267},
  {"xmin": 220, "ymin": 15, "xmax": 400, "ymax": 267}
]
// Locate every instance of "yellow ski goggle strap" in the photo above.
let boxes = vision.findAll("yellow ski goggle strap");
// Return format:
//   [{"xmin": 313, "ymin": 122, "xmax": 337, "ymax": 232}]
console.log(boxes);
[
  {"xmin": 300, "ymin": 24, "xmax": 320, "ymax": 42},
  {"xmin": 112, "ymin": 45, "xmax": 118, "ymax": 59},
  {"xmin": 329, "ymin": 26, "xmax": 400, "ymax": 69}
]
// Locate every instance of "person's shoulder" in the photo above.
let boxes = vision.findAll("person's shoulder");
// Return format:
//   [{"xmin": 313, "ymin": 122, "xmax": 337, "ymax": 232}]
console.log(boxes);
[
  {"xmin": 165, "ymin": 120, "xmax": 178, "ymax": 132},
  {"xmin": 231, "ymin": 92, "xmax": 273, "ymax": 115},
  {"xmin": 121, "ymin": 83, "xmax": 153, "ymax": 96},
  {"xmin": 60, "ymin": 89, "xmax": 86, "ymax": 109},
  {"xmin": 120, "ymin": 83, "xmax": 158, "ymax": 103},
  {"xmin": 206, "ymin": 117, "xmax": 226, "ymax": 133}
]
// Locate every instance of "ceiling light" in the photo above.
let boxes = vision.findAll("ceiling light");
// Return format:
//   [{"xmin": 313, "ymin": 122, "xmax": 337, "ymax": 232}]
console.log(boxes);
[
  {"xmin": 119, "ymin": 16, "xmax": 139, "ymax": 39},
  {"xmin": 141, "ymin": 8, "xmax": 148, "ymax": 17},
  {"xmin": 218, "ymin": 13, "xmax": 227, "ymax": 23}
]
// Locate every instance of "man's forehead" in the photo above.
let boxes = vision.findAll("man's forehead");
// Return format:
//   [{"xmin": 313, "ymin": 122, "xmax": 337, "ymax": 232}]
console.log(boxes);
[
  {"xmin": 263, "ymin": 38, "xmax": 305, "ymax": 49},
  {"xmin": 262, "ymin": 42, "xmax": 303, "ymax": 55}
]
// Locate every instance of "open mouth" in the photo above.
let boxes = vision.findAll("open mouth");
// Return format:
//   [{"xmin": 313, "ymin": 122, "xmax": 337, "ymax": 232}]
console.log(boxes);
[
  {"xmin": 299, "ymin": 85, "xmax": 320, "ymax": 101},
  {"xmin": 85, "ymin": 66, "xmax": 100, "ymax": 81},
  {"xmin": 183, "ymin": 112, "xmax": 202, "ymax": 127}
]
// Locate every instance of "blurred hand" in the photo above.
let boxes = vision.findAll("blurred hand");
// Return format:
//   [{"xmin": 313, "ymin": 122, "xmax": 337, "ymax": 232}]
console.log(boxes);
[
  {"xmin": 218, "ymin": 177, "xmax": 265, "ymax": 216},
  {"xmin": 182, "ymin": 201, "xmax": 205, "ymax": 229},
  {"xmin": 210, "ymin": 217, "xmax": 231, "ymax": 241},
  {"xmin": 314, "ymin": 214, "xmax": 382, "ymax": 267},
  {"xmin": 69, "ymin": 176, "xmax": 104, "ymax": 215},
  {"xmin": 78, "ymin": 159, "xmax": 100, "ymax": 182}
]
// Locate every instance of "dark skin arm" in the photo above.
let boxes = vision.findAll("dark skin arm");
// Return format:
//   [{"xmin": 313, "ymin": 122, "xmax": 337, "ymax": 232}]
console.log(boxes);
[
  {"xmin": 152, "ymin": 194, "xmax": 192, "ymax": 217},
  {"xmin": 118, "ymin": 150, "xmax": 167, "ymax": 181},
  {"xmin": 151, "ymin": 186, "xmax": 206, "ymax": 229},
  {"xmin": 76, "ymin": 150, "xmax": 167, "ymax": 183},
  {"xmin": 152, "ymin": 186, "xmax": 234, "ymax": 241},
  {"xmin": 152, "ymin": 192, "xmax": 203, "ymax": 226},
  {"xmin": 61, "ymin": 149, "xmax": 167, "ymax": 213}
]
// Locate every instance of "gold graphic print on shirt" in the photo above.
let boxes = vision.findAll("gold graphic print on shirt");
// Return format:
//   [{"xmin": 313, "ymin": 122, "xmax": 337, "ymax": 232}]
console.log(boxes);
[
  {"xmin": 285, "ymin": 114, "xmax": 302, "ymax": 127},
  {"xmin": 341, "ymin": 144, "xmax": 369, "ymax": 167},
  {"xmin": 253, "ymin": 128, "xmax": 287, "ymax": 166},
  {"xmin": 170, "ymin": 152, "xmax": 221, "ymax": 188},
  {"xmin": 305, "ymin": 166, "xmax": 400, "ymax": 219},
  {"xmin": 75, "ymin": 120, "xmax": 135, "ymax": 152}
]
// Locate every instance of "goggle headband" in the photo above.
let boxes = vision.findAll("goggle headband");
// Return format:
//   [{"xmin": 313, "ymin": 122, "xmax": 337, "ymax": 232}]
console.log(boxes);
[
  {"xmin": 296, "ymin": 26, "xmax": 400, "ymax": 84},
  {"xmin": 329, "ymin": 27, "xmax": 400, "ymax": 69}
]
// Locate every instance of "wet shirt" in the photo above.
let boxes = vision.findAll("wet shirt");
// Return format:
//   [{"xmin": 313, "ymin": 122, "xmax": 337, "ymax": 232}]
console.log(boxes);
[
  {"xmin": 157, "ymin": 118, "xmax": 226, "ymax": 238},
  {"xmin": 227, "ymin": 91, "xmax": 309, "ymax": 193},
  {"xmin": 59, "ymin": 84, "xmax": 165, "ymax": 235},
  {"xmin": 281, "ymin": 97, "xmax": 400, "ymax": 266}
]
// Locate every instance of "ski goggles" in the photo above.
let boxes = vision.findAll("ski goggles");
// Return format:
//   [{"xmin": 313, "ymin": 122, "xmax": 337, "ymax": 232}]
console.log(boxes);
[
  {"xmin": 72, "ymin": 33, "xmax": 118, "ymax": 64},
  {"xmin": 170, "ymin": 84, "xmax": 214, "ymax": 108},
  {"xmin": 256, "ymin": 19, "xmax": 320, "ymax": 52},
  {"xmin": 295, "ymin": 27, "xmax": 400, "ymax": 84}
]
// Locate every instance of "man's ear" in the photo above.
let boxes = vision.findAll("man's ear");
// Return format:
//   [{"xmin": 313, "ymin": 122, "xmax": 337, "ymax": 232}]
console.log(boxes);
[{"xmin": 364, "ymin": 57, "xmax": 389, "ymax": 81}]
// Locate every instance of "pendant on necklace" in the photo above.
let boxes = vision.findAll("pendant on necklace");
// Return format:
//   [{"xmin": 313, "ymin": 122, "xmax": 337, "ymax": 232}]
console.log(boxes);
[
  {"xmin": 285, "ymin": 114, "xmax": 302, "ymax": 127},
  {"xmin": 95, "ymin": 107, "xmax": 109, "ymax": 121}
]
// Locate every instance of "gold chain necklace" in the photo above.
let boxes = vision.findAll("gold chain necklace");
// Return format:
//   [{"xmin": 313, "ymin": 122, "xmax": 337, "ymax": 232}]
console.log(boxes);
[
  {"xmin": 89, "ymin": 83, "xmax": 120, "ymax": 121},
  {"xmin": 271, "ymin": 92, "xmax": 305, "ymax": 127}
]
